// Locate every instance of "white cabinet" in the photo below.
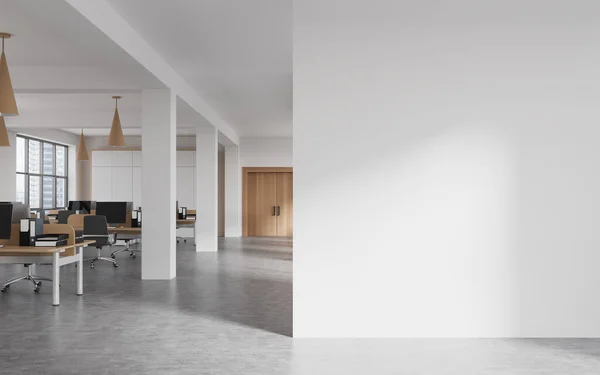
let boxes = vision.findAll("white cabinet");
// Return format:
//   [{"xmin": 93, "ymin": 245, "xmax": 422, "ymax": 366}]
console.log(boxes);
[
  {"xmin": 132, "ymin": 151, "xmax": 142, "ymax": 167},
  {"xmin": 177, "ymin": 167, "xmax": 195, "ymax": 208},
  {"xmin": 111, "ymin": 151, "xmax": 133, "ymax": 167},
  {"xmin": 132, "ymin": 167, "xmax": 142, "ymax": 209},
  {"xmin": 92, "ymin": 167, "xmax": 112, "ymax": 201},
  {"xmin": 111, "ymin": 167, "xmax": 133, "ymax": 201},
  {"xmin": 92, "ymin": 150, "xmax": 197, "ymax": 214},
  {"xmin": 93, "ymin": 151, "xmax": 112, "ymax": 167},
  {"xmin": 177, "ymin": 151, "xmax": 195, "ymax": 167}
]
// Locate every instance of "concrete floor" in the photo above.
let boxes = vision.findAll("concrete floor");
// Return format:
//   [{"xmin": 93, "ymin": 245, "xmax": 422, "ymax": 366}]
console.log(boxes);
[{"xmin": 0, "ymin": 237, "xmax": 599, "ymax": 374}]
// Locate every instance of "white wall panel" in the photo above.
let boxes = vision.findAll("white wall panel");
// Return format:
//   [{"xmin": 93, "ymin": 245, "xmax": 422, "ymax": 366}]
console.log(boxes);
[
  {"xmin": 111, "ymin": 167, "xmax": 133, "ymax": 201},
  {"xmin": 177, "ymin": 151, "xmax": 195, "ymax": 167},
  {"xmin": 132, "ymin": 151, "xmax": 142, "ymax": 167},
  {"xmin": 92, "ymin": 151, "xmax": 112, "ymax": 167},
  {"xmin": 176, "ymin": 166, "xmax": 195, "ymax": 208},
  {"xmin": 132, "ymin": 167, "xmax": 142, "ymax": 209},
  {"xmin": 111, "ymin": 151, "xmax": 133, "ymax": 167},
  {"xmin": 91, "ymin": 167, "xmax": 111, "ymax": 201}
]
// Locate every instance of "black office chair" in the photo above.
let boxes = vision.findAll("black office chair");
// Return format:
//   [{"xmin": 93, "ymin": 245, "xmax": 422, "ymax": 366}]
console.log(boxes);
[
  {"xmin": 83, "ymin": 215, "xmax": 118, "ymax": 269},
  {"xmin": 57, "ymin": 210, "xmax": 75, "ymax": 224}
]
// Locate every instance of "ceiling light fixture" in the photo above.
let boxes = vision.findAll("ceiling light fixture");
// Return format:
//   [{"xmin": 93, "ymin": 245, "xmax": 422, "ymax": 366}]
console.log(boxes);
[
  {"xmin": 0, "ymin": 33, "xmax": 18, "ymax": 116},
  {"xmin": 77, "ymin": 129, "xmax": 89, "ymax": 161},
  {"xmin": 108, "ymin": 96, "xmax": 125, "ymax": 147},
  {"xmin": 0, "ymin": 116, "xmax": 10, "ymax": 147}
]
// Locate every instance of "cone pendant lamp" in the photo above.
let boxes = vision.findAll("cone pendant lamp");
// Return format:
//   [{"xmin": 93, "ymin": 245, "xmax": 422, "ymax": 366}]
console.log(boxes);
[
  {"xmin": 0, "ymin": 33, "xmax": 18, "ymax": 116},
  {"xmin": 0, "ymin": 116, "xmax": 10, "ymax": 146},
  {"xmin": 77, "ymin": 130, "xmax": 89, "ymax": 161},
  {"xmin": 108, "ymin": 96, "xmax": 125, "ymax": 147}
]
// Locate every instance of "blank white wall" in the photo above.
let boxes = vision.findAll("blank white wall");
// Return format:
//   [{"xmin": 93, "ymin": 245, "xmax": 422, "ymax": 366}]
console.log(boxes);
[
  {"xmin": 294, "ymin": 0, "xmax": 600, "ymax": 338},
  {"xmin": 240, "ymin": 137, "xmax": 292, "ymax": 167}
]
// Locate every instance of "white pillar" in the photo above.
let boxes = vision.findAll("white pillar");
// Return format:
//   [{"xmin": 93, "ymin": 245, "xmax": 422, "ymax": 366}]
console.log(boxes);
[
  {"xmin": 225, "ymin": 145, "xmax": 242, "ymax": 237},
  {"xmin": 195, "ymin": 126, "xmax": 218, "ymax": 251},
  {"xmin": 141, "ymin": 89, "xmax": 177, "ymax": 279}
]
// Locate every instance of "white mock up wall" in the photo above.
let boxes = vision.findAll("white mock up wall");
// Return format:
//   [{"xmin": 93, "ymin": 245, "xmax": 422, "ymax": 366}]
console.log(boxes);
[{"xmin": 294, "ymin": 0, "xmax": 600, "ymax": 337}]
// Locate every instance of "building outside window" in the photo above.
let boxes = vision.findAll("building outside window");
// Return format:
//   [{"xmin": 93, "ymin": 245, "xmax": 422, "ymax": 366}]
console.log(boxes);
[{"xmin": 16, "ymin": 135, "xmax": 68, "ymax": 210}]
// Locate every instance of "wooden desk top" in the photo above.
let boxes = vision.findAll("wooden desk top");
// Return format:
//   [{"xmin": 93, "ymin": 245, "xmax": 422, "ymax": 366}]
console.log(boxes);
[
  {"xmin": 0, "ymin": 240, "xmax": 95, "ymax": 256},
  {"xmin": 177, "ymin": 219, "xmax": 196, "ymax": 225},
  {"xmin": 109, "ymin": 227, "xmax": 142, "ymax": 234},
  {"xmin": 0, "ymin": 244, "xmax": 71, "ymax": 255}
]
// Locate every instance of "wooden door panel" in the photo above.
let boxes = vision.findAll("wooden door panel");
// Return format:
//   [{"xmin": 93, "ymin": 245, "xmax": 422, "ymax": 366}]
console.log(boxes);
[
  {"xmin": 247, "ymin": 172, "xmax": 278, "ymax": 236},
  {"xmin": 276, "ymin": 172, "xmax": 293, "ymax": 236}
]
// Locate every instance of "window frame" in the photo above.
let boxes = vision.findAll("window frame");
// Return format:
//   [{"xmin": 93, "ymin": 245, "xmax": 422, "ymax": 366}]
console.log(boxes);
[{"xmin": 16, "ymin": 135, "xmax": 68, "ymax": 211}]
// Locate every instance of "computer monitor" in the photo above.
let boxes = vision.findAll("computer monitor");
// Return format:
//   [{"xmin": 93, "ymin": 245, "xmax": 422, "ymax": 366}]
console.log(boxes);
[
  {"xmin": 68, "ymin": 201, "xmax": 96, "ymax": 214},
  {"xmin": 96, "ymin": 202, "xmax": 128, "ymax": 225},
  {"xmin": 0, "ymin": 204, "xmax": 13, "ymax": 241}
]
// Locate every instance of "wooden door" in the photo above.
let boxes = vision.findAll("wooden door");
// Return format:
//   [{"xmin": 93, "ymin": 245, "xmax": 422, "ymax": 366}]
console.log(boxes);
[
  {"xmin": 276, "ymin": 172, "xmax": 293, "ymax": 236},
  {"xmin": 247, "ymin": 172, "xmax": 278, "ymax": 236}
]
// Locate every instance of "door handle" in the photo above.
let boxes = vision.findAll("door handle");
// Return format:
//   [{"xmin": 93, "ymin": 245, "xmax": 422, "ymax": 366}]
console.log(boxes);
[
  {"xmin": 277, "ymin": 206, "xmax": 281, "ymax": 216},
  {"xmin": 273, "ymin": 206, "xmax": 276, "ymax": 216}
]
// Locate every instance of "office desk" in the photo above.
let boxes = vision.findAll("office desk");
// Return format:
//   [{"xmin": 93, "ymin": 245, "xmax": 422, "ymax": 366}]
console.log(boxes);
[
  {"xmin": 0, "ymin": 240, "xmax": 95, "ymax": 306},
  {"xmin": 108, "ymin": 227, "xmax": 142, "ymax": 235}
]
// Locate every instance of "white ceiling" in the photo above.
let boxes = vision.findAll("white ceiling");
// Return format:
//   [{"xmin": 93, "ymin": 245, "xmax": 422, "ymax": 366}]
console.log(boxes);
[
  {"xmin": 105, "ymin": 0, "xmax": 293, "ymax": 137},
  {"xmin": 1, "ymin": 0, "xmax": 292, "ymax": 140},
  {"xmin": 0, "ymin": 0, "xmax": 164, "ymax": 91}
]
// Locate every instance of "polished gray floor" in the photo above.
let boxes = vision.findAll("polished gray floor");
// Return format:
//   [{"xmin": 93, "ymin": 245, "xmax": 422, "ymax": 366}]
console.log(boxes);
[{"xmin": 1, "ymin": 238, "xmax": 600, "ymax": 374}]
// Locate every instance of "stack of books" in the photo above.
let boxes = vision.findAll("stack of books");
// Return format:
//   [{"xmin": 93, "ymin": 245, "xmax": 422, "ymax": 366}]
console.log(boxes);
[{"xmin": 35, "ymin": 234, "xmax": 68, "ymax": 247}]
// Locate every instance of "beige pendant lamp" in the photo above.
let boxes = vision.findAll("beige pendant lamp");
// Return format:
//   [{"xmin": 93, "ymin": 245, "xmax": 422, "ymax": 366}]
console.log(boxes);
[
  {"xmin": 0, "ymin": 33, "xmax": 18, "ymax": 116},
  {"xmin": 77, "ymin": 130, "xmax": 89, "ymax": 161},
  {"xmin": 0, "ymin": 116, "xmax": 10, "ymax": 147},
  {"xmin": 108, "ymin": 95, "xmax": 125, "ymax": 147}
]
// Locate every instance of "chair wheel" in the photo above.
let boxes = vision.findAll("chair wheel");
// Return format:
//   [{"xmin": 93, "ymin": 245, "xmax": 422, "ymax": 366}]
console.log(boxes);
[
  {"xmin": 90, "ymin": 264, "xmax": 95, "ymax": 269},
  {"xmin": 36, "ymin": 281, "xmax": 42, "ymax": 286},
  {"xmin": 131, "ymin": 254, "xmax": 136, "ymax": 259},
  {"xmin": 177, "ymin": 240, "xmax": 179, "ymax": 243},
  {"xmin": 113, "ymin": 263, "xmax": 119, "ymax": 268},
  {"xmin": 1, "ymin": 287, "xmax": 7, "ymax": 292},
  {"xmin": 34, "ymin": 286, "xmax": 40, "ymax": 293},
  {"xmin": 111, "ymin": 254, "xmax": 116, "ymax": 259},
  {"xmin": 184, "ymin": 239, "xmax": 187, "ymax": 243}
]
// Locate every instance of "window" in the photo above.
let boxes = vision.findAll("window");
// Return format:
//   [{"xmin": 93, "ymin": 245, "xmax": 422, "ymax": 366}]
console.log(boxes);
[{"xmin": 16, "ymin": 135, "xmax": 68, "ymax": 210}]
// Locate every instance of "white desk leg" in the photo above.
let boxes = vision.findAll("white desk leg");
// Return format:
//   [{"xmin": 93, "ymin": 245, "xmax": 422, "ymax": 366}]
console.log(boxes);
[
  {"xmin": 52, "ymin": 252, "xmax": 60, "ymax": 306},
  {"xmin": 77, "ymin": 247, "xmax": 83, "ymax": 296}
]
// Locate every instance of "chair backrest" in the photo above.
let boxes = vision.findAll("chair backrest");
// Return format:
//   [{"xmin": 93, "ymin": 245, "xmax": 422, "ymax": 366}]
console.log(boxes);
[
  {"xmin": 57, "ymin": 210, "xmax": 75, "ymax": 224},
  {"xmin": 84, "ymin": 215, "xmax": 109, "ymax": 236},
  {"xmin": 83, "ymin": 215, "xmax": 111, "ymax": 247}
]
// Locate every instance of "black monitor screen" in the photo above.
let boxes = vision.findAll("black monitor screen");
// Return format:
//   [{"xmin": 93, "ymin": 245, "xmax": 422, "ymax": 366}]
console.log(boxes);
[
  {"xmin": 69, "ymin": 201, "xmax": 95, "ymax": 214},
  {"xmin": 0, "ymin": 204, "xmax": 13, "ymax": 240},
  {"xmin": 96, "ymin": 202, "xmax": 128, "ymax": 224}
]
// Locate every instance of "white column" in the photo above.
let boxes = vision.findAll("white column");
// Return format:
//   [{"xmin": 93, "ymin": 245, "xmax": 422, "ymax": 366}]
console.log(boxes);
[
  {"xmin": 225, "ymin": 145, "xmax": 242, "ymax": 237},
  {"xmin": 141, "ymin": 89, "xmax": 177, "ymax": 279},
  {"xmin": 195, "ymin": 126, "xmax": 218, "ymax": 251}
]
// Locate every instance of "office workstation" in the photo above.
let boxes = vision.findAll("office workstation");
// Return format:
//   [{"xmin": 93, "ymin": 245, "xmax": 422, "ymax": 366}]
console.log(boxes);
[{"xmin": 0, "ymin": 203, "xmax": 95, "ymax": 305}]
